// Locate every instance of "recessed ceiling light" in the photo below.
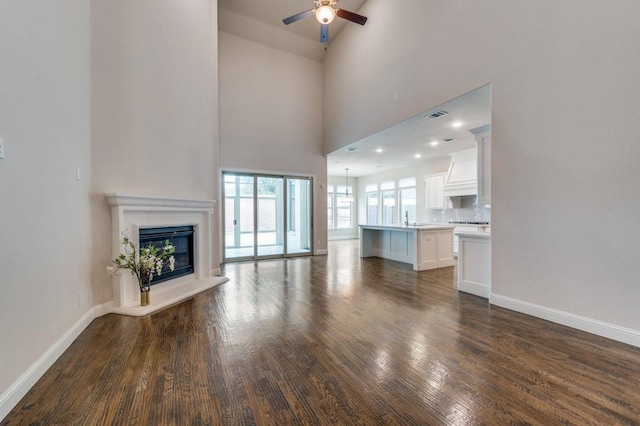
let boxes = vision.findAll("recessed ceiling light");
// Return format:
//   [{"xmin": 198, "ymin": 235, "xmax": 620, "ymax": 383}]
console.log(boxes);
[
  {"xmin": 376, "ymin": 148, "xmax": 383, "ymax": 153},
  {"xmin": 429, "ymin": 141, "xmax": 439, "ymax": 146},
  {"xmin": 414, "ymin": 153, "xmax": 421, "ymax": 159},
  {"xmin": 451, "ymin": 121, "xmax": 463, "ymax": 128},
  {"xmin": 345, "ymin": 147, "xmax": 357, "ymax": 152}
]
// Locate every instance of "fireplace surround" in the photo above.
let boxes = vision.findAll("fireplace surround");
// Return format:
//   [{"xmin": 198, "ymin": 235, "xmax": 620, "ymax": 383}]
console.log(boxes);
[{"xmin": 106, "ymin": 193, "xmax": 227, "ymax": 316}]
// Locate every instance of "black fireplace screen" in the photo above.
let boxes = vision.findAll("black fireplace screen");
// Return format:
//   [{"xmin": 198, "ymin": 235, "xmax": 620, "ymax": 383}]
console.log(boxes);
[{"xmin": 139, "ymin": 225, "xmax": 195, "ymax": 285}]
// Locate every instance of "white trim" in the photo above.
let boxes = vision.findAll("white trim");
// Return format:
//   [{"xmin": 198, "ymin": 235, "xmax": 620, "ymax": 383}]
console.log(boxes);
[
  {"xmin": 0, "ymin": 301, "xmax": 110, "ymax": 421},
  {"xmin": 109, "ymin": 277, "xmax": 227, "ymax": 317},
  {"xmin": 490, "ymin": 294, "xmax": 640, "ymax": 348},
  {"xmin": 315, "ymin": 248, "xmax": 328, "ymax": 255},
  {"xmin": 459, "ymin": 281, "xmax": 491, "ymax": 298},
  {"xmin": 211, "ymin": 268, "xmax": 222, "ymax": 276},
  {"xmin": 107, "ymin": 193, "xmax": 216, "ymax": 311}
]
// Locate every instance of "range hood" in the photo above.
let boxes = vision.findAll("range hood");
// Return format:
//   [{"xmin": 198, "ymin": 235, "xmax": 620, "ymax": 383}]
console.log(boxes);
[{"xmin": 443, "ymin": 147, "xmax": 477, "ymax": 197}]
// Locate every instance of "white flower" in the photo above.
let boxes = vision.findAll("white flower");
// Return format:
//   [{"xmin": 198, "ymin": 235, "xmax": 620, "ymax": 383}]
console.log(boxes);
[
  {"xmin": 169, "ymin": 256, "xmax": 175, "ymax": 271},
  {"xmin": 164, "ymin": 244, "xmax": 174, "ymax": 252},
  {"xmin": 106, "ymin": 266, "xmax": 117, "ymax": 275}
]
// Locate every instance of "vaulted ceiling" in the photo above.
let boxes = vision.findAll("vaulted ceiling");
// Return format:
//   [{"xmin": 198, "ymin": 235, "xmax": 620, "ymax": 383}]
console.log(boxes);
[{"xmin": 218, "ymin": 0, "xmax": 368, "ymax": 61}]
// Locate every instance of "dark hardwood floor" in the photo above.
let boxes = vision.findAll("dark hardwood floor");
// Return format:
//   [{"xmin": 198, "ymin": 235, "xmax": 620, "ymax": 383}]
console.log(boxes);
[{"xmin": 4, "ymin": 239, "xmax": 640, "ymax": 425}]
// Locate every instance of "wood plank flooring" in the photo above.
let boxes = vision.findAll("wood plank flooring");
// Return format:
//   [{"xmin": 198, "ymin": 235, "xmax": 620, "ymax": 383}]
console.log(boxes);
[{"xmin": 4, "ymin": 239, "xmax": 640, "ymax": 425}]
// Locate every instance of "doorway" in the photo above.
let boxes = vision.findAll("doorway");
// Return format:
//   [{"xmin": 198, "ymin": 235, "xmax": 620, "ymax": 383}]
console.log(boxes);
[{"xmin": 223, "ymin": 172, "xmax": 313, "ymax": 262}]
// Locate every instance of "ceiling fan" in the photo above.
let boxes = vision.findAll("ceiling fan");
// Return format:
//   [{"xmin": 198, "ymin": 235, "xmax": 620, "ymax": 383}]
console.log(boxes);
[{"xmin": 282, "ymin": 0, "xmax": 367, "ymax": 44}]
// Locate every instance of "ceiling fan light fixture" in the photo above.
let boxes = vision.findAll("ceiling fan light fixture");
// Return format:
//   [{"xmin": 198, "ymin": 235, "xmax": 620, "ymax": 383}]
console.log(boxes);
[{"xmin": 316, "ymin": 5, "xmax": 336, "ymax": 24}]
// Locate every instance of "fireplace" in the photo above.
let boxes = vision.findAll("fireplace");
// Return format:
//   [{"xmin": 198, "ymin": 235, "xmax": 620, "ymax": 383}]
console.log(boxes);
[
  {"xmin": 139, "ymin": 225, "xmax": 195, "ymax": 285},
  {"xmin": 106, "ymin": 193, "xmax": 228, "ymax": 316}
]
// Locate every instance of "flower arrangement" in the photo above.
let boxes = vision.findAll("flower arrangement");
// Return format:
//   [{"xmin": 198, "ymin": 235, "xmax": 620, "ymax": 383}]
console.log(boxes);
[{"xmin": 107, "ymin": 233, "xmax": 176, "ymax": 293}]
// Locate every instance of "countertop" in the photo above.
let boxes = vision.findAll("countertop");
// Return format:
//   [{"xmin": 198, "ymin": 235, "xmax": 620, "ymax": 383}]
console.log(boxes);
[
  {"xmin": 359, "ymin": 224, "xmax": 456, "ymax": 231},
  {"xmin": 455, "ymin": 231, "xmax": 491, "ymax": 239}
]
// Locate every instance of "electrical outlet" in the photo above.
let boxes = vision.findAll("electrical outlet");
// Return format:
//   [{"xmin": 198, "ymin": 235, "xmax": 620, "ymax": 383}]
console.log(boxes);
[{"xmin": 0, "ymin": 138, "xmax": 5, "ymax": 159}]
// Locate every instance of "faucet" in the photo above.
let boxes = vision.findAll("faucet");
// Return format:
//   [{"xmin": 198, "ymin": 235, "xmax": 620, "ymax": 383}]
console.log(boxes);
[{"xmin": 404, "ymin": 210, "xmax": 409, "ymax": 226}]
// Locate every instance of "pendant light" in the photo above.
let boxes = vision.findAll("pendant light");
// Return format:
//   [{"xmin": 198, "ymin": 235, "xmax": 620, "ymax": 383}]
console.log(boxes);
[{"xmin": 342, "ymin": 168, "xmax": 354, "ymax": 203}]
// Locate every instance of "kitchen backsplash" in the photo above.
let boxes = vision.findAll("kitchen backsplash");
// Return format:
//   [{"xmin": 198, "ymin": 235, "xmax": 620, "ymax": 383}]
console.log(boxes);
[{"xmin": 426, "ymin": 197, "xmax": 491, "ymax": 224}]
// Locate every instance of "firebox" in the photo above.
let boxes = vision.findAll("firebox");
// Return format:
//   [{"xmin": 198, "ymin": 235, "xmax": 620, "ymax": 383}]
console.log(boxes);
[{"xmin": 139, "ymin": 225, "xmax": 195, "ymax": 285}]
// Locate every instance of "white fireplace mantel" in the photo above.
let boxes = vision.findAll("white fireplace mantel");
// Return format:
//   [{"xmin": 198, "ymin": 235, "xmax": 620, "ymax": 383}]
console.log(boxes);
[{"xmin": 106, "ymin": 193, "xmax": 227, "ymax": 316}]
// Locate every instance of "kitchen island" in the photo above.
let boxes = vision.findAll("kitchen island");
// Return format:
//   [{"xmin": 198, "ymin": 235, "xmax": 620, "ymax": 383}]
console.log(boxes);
[{"xmin": 359, "ymin": 224, "xmax": 455, "ymax": 271}]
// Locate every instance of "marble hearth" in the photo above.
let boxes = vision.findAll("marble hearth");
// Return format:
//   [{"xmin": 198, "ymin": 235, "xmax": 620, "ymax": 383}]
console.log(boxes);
[{"xmin": 106, "ymin": 193, "xmax": 227, "ymax": 316}]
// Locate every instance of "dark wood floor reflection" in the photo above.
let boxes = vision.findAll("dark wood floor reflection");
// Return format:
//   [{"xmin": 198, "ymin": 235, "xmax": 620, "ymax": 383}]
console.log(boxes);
[{"xmin": 4, "ymin": 240, "xmax": 640, "ymax": 425}]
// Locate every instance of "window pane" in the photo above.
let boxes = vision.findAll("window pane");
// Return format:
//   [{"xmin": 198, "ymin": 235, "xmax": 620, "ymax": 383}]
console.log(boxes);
[
  {"xmin": 380, "ymin": 181, "xmax": 395, "ymax": 190},
  {"xmin": 327, "ymin": 193, "xmax": 334, "ymax": 229},
  {"xmin": 336, "ymin": 199, "xmax": 352, "ymax": 229},
  {"xmin": 365, "ymin": 183, "xmax": 378, "ymax": 192},
  {"xmin": 399, "ymin": 187, "xmax": 416, "ymax": 224},
  {"xmin": 398, "ymin": 177, "xmax": 416, "ymax": 188},
  {"xmin": 367, "ymin": 192, "xmax": 378, "ymax": 224},
  {"xmin": 382, "ymin": 190, "xmax": 396, "ymax": 225}
]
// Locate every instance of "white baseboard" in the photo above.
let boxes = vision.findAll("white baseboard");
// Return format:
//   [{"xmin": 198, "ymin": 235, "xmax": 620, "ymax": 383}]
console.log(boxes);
[
  {"xmin": 315, "ymin": 249, "xmax": 328, "ymax": 255},
  {"xmin": 0, "ymin": 274, "xmax": 234, "ymax": 421},
  {"xmin": 211, "ymin": 268, "xmax": 221, "ymax": 276},
  {"xmin": 490, "ymin": 293, "xmax": 640, "ymax": 348},
  {"xmin": 458, "ymin": 280, "xmax": 490, "ymax": 298},
  {"xmin": 0, "ymin": 301, "xmax": 111, "ymax": 421}
]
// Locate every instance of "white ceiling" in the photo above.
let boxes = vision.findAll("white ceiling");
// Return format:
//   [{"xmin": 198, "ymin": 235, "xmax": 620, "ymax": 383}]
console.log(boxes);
[
  {"xmin": 218, "ymin": 0, "xmax": 368, "ymax": 61},
  {"xmin": 327, "ymin": 85, "xmax": 492, "ymax": 177}
]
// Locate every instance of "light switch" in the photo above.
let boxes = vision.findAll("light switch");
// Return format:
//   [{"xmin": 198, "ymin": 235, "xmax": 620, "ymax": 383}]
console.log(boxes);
[{"xmin": 0, "ymin": 138, "xmax": 5, "ymax": 159}]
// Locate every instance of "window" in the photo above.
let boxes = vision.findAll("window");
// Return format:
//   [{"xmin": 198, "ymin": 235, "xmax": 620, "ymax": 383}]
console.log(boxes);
[
  {"xmin": 335, "ymin": 185, "xmax": 353, "ymax": 229},
  {"xmin": 399, "ymin": 187, "xmax": 416, "ymax": 224},
  {"xmin": 366, "ymin": 191, "xmax": 378, "ymax": 224},
  {"xmin": 398, "ymin": 177, "xmax": 416, "ymax": 224},
  {"xmin": 327, "ymin": 184, "xmax": 353, "ymax": 229},
  {"xmin": 380, "ymin": 181, "xmax": 396, "ymax": 225},
  {"xmin": 327, "ymin": 185, "xmax": 334, "ymax": 230}
]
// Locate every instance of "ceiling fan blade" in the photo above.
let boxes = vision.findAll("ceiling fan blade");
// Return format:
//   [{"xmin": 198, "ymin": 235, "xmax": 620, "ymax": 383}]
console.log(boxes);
[
  {"xmin": 336, "ymin": 9, "xmax": 367, "ymax": 25},
  {"xmin": 283, "ymin": 9, "xmax": 315, "ymax": 25},
  {"xmin": 320, "ymin": 24, "xmax": 329, "ymax": 43}
]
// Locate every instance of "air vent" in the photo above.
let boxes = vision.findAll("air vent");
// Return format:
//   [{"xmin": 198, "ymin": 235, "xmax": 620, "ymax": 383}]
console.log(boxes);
[
  {"xmin": 345, "ymin": 147, "xmax": 357, "ymax": 152},
  {"xmin": 425, "ymin": 110, "xmax": 448, "ymax": 120}
]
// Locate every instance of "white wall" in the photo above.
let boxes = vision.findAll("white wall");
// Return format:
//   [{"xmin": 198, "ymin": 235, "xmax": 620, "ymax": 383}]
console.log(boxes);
[
  {"xmin": 0, "ymin": 0, "xmax": 92, "ymax": 406},
  {"xmin": 218, "ymin": 32, "xmax": 327, "ymax": 252},
  {"xmin": 91, "ymin": 0, "xmax": 220, "ymax": 303},
  {"xmin": 0, "ymin": 0, "xmax": 219, "ymax": 417},
  {"xmin": 324, "ymin": 1, "xmax": 640, "ymax": 338}
]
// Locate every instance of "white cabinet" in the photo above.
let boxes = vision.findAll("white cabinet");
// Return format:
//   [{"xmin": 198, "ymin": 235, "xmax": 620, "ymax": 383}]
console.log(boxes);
[
  {"xmin": 457, "ymin": 233, "xmax": 491, "ymax": 298},
  {"xmin": 425, "ymin": 173, "xmax": 446, "ymax": 209},
  {"xmin": 471, "ymin": 124, "xmax": 491, "ymax": 205},
  {"xmin": 453, "ymin": 225, "xmax": 490, "ymax": 256}
]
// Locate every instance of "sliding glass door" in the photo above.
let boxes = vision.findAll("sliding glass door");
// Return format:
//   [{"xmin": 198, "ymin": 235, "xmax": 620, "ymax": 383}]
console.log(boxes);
[
  {"xmin": 286, "ymin": 177, "xmax": 312, "ymax": 255},
  {"xmin": 223, "ymin": 172, "xmax": 313, "ymax": 262}
]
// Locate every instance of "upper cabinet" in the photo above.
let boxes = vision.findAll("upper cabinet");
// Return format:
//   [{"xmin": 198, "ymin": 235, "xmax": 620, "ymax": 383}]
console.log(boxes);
[
  {"xmin": 470, "ymin": 124, "xmax": 491, "ymax": 205},
  {"xmin": 425, "ymin": 173, "xmax": 446, "ymax": 209}
]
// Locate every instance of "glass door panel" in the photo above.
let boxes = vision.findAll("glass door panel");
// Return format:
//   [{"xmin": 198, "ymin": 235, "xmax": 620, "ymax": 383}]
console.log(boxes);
[
  {"xmin": 224, "ymin": 173, "xmax": 255, "ymax": 260},
  {"xmin": 257, "ymin": 176, "xmax": 284, "ymax": 257},
  {"xmin": 223, "ymin": 173, "xmax": 313, "ymax": 262},
  {"xmin": 286, "ymin": 177, "xmax": 312, "ymax": 255}
]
